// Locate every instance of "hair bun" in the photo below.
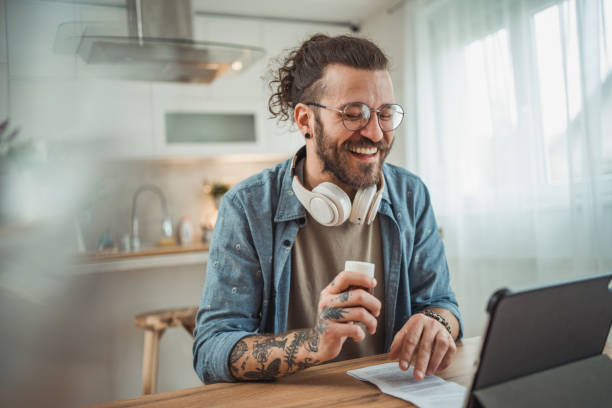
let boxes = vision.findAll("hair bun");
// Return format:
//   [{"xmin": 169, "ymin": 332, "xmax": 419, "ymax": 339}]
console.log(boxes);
[{"xmin": 267, "ymin": 34, "xmax": 388, "ymax": 123}]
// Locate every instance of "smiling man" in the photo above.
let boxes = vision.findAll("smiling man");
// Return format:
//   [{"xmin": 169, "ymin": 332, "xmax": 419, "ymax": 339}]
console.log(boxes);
[{"xmin": 193, "ymin": 34, "xmax": 462, "ymax": 384}]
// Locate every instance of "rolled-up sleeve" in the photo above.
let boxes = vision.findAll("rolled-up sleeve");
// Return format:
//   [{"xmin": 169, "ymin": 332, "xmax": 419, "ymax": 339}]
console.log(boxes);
[
  {"xmin": 409, "ymin": 181, "xmax": 463, "ymax": 339},
  {"xmin": 192, "ymin": 192, "xmax": 263, "ymax": 384}
]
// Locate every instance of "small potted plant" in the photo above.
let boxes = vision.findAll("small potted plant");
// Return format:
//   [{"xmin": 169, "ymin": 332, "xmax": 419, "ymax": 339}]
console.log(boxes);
[{"xmin": 210, "ymin": 182, "xmax": 229, "ymax": 209}]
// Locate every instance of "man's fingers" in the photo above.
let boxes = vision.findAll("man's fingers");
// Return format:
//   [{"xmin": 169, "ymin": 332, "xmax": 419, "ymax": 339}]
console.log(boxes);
[
  {"xmin": 327, "ymin": 320, "xmax": 366, "ymax": 343},
  {"xmin": 324, "ymin": 271, "xmax": 376, "ymax": 294},
  {"xmin": 437, "ymin": 340, "xmax": 457, "ymax": 371},
  {"xmin": 397, "ymin": 325, "xmax": 423, "ymax": 371},
  {"xmin": 324, "ymin": 288, "xmax": 381, "ymax": 317},
  {"xmin": 412, "ymin": 324, "xmax": 436, "ymax": 380},
  {"xmin": 388, "ymin": 329, "xmax": 406, "ymax": 359},
  {"xmin": 425, "ymin": 332, "xmax": 452, "ymax": 376},
  {"xmin": 391, "ymin": 313, "xmax": 458, "ymax": 377},
  {"xmin": 319, "ymin": 306, "xmax": 378, "ymax": 334}
]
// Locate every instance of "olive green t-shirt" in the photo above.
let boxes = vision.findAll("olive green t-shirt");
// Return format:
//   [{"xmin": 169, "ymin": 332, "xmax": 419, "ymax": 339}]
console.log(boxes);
[{"xmin": 287, "ymin": 210, "xmax": 386, "ymax": 362}]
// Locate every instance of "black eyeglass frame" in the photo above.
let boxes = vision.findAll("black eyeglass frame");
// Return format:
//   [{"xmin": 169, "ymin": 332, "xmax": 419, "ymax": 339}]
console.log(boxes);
[{"xmin": 305, "ymin": 102, "xmax": 405, "ymax": 132}]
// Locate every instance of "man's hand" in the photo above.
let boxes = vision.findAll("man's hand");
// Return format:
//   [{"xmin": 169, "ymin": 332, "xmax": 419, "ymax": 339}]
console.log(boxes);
[
  {"xmin": 388, "ymin": 311, "xmax": 457, "ymax": 380},
  {"xmin": 310, "ymin": 270, "xmax": 381, "ymax": 362}
]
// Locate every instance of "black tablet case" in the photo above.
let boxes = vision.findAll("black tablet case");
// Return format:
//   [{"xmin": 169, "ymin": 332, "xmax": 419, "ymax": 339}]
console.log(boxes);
[{"xmin": 466, "ymin": 273, "xmax": 612, "ymax": 408}]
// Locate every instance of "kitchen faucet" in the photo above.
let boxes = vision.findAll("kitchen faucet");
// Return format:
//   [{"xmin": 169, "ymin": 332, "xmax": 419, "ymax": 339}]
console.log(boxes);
[{"xmin": 130, "ymin": 184, "xmax": 173, "ymax": 251}]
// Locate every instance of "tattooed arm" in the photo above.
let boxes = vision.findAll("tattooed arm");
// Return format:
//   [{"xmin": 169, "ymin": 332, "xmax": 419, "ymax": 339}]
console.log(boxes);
[
  {"xmin": 228, "ymin": 327, "xmax": 323, "ymax": 380},
  {"xmin": 229, "ymin": 271, "xmax": 381, "ymax": 380}
]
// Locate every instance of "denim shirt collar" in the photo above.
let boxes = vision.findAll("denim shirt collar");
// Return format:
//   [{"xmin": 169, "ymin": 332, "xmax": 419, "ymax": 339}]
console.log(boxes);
[{"xmin": 274, "ymin": 146, "xmax": 392, "ymax": 223}]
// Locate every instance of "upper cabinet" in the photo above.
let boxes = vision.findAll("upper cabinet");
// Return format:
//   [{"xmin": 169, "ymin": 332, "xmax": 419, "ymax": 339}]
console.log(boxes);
[{"xmin": 151, "ymin": 84, "xmax": 266, "ymax": 157}]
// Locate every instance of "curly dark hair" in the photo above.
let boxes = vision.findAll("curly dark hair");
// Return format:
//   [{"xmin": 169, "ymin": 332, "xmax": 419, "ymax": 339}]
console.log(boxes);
[{"xmin": 268, "ymin": 34, "xmax": 389, "ymax": 122}]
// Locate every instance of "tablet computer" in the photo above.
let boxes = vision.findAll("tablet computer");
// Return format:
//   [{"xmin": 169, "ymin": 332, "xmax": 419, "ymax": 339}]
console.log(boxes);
[{"xmin": 464, "ymin": 273, "xmax": 612, "ymax": 408}]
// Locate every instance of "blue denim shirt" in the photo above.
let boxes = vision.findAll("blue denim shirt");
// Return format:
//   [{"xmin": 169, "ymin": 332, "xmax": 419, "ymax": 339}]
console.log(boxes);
[{"xmin": 193, "ymin": 154, "xmax": 462, "ymax": 384}]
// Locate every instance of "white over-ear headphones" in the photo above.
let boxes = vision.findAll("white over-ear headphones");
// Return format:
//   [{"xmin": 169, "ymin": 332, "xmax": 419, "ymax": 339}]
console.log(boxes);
[{"xmin": 290, "ymin": 147, "xmax": 385, "ymax": 227}]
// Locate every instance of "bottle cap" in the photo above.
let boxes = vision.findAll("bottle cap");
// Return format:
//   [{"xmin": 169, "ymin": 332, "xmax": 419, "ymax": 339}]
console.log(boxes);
[{"xmin": 344, "ymin": 260, "xmax": 374, "ymax": 277}]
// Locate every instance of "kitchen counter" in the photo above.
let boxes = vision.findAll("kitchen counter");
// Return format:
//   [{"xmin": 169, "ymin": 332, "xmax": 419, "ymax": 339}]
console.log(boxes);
[{"xmin": 74, "ymin": 244, "xmax": 209, "ymax": 274}]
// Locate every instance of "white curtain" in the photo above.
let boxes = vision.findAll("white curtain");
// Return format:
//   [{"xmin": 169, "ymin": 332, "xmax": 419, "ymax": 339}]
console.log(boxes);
[{"xmin": 411, "ymin": 0, "xmax": 612, "ymax": 336}]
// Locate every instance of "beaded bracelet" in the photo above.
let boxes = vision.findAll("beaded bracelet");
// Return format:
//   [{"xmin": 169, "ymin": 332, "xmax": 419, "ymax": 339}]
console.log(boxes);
[{"xmin": 421, "ymin": 309, "xmax": 452, "ymax": 335}]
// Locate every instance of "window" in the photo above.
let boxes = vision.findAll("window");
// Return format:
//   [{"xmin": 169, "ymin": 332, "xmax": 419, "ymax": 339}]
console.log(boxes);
[{"xmin": 532, "ymin": 0, "xmax": 612, "ymax": 182}]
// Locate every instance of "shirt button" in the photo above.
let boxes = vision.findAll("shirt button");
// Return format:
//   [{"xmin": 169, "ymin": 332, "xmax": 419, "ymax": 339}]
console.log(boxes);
[
  {"xmin": 298, "ymin": 218, "xmax": 306, "ymax": 226},
  {"xmin": 283, "ymin": 240, "xmax": 291, "ymax": 246}
]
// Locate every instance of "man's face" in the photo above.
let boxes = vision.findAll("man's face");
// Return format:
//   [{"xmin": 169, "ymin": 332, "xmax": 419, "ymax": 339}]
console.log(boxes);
[{"xmin": 310, "ymin": 65, "xmax": 395, "ymax": 190}]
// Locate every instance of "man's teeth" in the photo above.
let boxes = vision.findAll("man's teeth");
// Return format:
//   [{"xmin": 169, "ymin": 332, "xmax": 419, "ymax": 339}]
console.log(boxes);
[{"xmin": 349, "ymin": 146, "xmax": 378, "ymax": 155}]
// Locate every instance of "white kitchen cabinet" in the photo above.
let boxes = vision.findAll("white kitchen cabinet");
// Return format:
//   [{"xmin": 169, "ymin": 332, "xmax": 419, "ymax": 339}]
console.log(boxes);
[{"xmin": 151, "ymin": 84, "xmax": 267, "ymax": 157}]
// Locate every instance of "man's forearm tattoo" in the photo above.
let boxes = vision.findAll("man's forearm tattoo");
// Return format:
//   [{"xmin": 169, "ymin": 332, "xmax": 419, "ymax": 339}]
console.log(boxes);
[
  {"xmin": 230, "ymin": 340, "xmax": 248, "ymax": 363},
  {"xmin": 306, "ymin": 318, "xmax": 328, "ymax": 353},
  {"xmin": 240, "ymin": 356, "xmax": 249, "ymax": 370},
  {"xmin": 231, "ymin": 326, "xmax": 324, "ymax": 381},
  {"xmin": 229, "ymin": 339, "xmax": 248, "ymax": 372},
  {"xmin": 244, "ymin": 358, "xmax": 282, "ymax": 380},
  {"xmin": 297, "ymin": 357, "xmax": 319, "ymax": 370},
  {"xmin": 284, "ymin": 330, "xmax": 310, "ymax": 369},
  {"xmin": 252, "ymin": 335, "xmax": 288, "ymax": 364},
  {"xmin": 229, "ymin": 305, "xmax": 344, "ymax": 380}
]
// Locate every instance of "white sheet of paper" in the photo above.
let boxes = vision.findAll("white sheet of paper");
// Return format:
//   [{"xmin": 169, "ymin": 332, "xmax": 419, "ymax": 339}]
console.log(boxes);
[{"xmin": 348, "ymin": 362, "xmax": 466, "ymax": 408}]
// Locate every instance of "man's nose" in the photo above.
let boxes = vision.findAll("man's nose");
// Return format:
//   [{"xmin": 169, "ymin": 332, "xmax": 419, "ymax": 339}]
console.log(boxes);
[{"xmin": 359, "ymin": 113, "xmax": 385, "ymax": 142}]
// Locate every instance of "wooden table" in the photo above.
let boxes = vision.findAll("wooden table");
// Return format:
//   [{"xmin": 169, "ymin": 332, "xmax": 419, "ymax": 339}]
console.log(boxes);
[{"xmin": 92, "ymin": 337, "xmax": 612, "ymax": 408}]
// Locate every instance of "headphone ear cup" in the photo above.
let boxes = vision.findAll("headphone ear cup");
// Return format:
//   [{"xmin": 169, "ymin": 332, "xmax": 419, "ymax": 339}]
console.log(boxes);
[
  {"xmin": 312, "ymin": 182, "xmax": 351, "ymax": 226},
  {"xmin": 292, "ymin": 176, "xmax": 338, "ymax": 225},
  {"xmin": 349, "ymin": 184, "xmax": 377, "ymax": 224}
]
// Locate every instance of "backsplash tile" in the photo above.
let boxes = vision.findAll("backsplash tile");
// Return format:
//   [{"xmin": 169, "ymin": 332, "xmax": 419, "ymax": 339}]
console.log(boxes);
[{"xmin": 81, "ymin": 157, "xmax": 287, "ymax": 251}]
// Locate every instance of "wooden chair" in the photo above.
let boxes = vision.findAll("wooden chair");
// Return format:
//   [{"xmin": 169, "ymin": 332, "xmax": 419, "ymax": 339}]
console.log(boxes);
[{"xmin": 134, "ymin": 306, "xmax": 198, "ymax": 395}]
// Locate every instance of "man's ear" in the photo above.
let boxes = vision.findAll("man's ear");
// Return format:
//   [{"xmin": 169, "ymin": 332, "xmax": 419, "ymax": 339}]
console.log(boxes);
[{"xmin": 294, "ymin": 103, "xmax": 312, "ymax": 138}]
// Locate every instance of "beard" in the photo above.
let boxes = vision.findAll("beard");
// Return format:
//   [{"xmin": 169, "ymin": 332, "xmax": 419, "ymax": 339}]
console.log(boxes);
[{"xmin": 313, "ymin": 114, "xmax": 393, "ymax": 189}]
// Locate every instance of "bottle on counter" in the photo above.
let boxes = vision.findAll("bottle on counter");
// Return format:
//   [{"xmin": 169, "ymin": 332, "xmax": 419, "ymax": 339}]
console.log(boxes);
[{"xmin": 178, "ymin": 216, "xmax": 194, "ymax": 246}]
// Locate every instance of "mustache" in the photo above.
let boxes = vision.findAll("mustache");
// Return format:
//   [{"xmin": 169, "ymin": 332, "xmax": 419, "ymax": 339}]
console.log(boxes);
[{"xmin": 342, "ymin": 138, "xmax": 391, "ymax": 151}]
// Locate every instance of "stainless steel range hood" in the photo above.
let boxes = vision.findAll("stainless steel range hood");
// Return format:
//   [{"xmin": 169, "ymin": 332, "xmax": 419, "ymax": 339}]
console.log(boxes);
[{"xmin": 54, "ymin": 0, "xmax": 265, "ymax": 83}]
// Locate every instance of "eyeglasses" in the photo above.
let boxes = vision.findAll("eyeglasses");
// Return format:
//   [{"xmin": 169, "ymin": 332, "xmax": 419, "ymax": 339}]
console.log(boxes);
[{"xmin": 305, "ymin": 102, "xmax": 405, "ymax": 132}]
